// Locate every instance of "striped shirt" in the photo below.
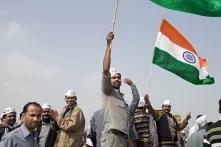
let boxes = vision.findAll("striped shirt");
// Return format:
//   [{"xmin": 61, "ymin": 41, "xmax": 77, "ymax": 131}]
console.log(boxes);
[
  {"xmin": 134, "ymin": 107, "xmax": 152, "ymax": 144},
  {"xmin": 204, "ymin": 120, "xmax": 221, "ymax": 147}
]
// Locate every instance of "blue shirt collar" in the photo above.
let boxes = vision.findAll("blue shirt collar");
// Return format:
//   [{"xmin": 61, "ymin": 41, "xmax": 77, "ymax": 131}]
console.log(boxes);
[{"xmin": 20, "ymin": 124, "xmax": 31, "ymax": 138}]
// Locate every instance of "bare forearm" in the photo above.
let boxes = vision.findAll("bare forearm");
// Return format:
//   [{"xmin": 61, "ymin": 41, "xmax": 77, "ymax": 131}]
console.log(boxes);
[
  {"xmin": 144, "ymin": 94, "xmax": 161, "ymax": 120},
  {"xmin": 103, "ymin": 32, "xmax": 114, "ymax": 75},
  {"xmin": 146, "ymin": 104, "xmax": 160, "ymax": 121},
  {"xmin": 178, "ymin": 119, "xmax": 188, "ymax": 131},
  {"xmin": 103, "ymin": 47, "xmax": 111, "ymax": 75}
]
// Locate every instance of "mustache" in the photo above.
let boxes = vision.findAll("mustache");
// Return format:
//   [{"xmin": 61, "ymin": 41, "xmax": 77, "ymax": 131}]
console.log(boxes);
[{"xmin": 43, "ymin": 114, "xmax": 50, "ymax": 117}]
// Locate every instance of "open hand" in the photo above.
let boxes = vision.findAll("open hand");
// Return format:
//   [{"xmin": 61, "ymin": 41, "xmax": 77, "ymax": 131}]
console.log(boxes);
[
  {"xmin": 185, "ymin": 112, "xmax": 191, "ymax": 120},
  {"xmin": 49, "ymin": 109, "xmax": 59, "ymax": 119}
]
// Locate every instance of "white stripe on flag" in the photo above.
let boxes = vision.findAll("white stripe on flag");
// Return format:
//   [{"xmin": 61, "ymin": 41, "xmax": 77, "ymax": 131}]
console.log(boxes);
[{"xmin": 155, "ymin": 32, "xmax": 200, "ymax": 69}]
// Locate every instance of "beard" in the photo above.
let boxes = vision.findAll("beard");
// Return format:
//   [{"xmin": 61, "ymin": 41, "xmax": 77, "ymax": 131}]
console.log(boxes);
[{"xmin": 42, "ymin": 117, "xmax": 51, "ymax": 124}]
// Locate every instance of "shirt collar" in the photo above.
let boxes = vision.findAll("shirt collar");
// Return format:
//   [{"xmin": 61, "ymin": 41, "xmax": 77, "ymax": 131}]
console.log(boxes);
[
  {"xmin": 65, "ymin": 104, "xmax": 77, "ymax": 109},
  {"xmin": 113, "ymin": 88, "xmax": 124, "ymax": 96},
  {"xmin": 114, "ymin": 88, "xmax": 120, "ymax": 92},
  {"xmin": 20, "ymin": 124, "xmax": 31, "ymax": 138}
]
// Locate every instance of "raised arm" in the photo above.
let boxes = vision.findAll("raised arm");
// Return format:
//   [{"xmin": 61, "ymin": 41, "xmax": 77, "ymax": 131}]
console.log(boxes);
[
  {"xmin": 50, "ymin": 108, "xmax": 85, "ymax": 132},
  {"xmin": 102, "ymin": 32, "xmax": 115, "ymax": 95},
  {"xmin": 124, "ymin": 78, "xmax": 140, "ymax": 116},
  {"xmin": 178, "ymin": 112, "xmax": 191, "ymax": 131},
  {"xmin": 144, "ymin": 94, "xmax": 161, "ymax": 121},
  {"xmin": 103, "ymin": 32, "xmax": 114, "ymax": 75}
]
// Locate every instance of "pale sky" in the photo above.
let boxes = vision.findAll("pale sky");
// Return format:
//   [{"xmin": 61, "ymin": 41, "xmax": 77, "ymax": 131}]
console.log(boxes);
[{"xmin": 0, "ymin": 1, "xmax": 220, "ymax": 127}]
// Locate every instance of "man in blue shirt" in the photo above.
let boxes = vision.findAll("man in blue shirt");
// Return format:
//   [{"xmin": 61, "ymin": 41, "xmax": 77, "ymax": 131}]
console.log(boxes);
[{"xmin": 0, "ymin": 102, "xmax": 42, "ymax": 147}]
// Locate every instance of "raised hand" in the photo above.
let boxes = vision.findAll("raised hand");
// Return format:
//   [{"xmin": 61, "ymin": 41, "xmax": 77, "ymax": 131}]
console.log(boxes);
[
  {"xmin": 144, "ymin": 94, "xmax": 151, "ymax": 106},
  {"xmin": 185, "ymin": 112, "xmax": 191, "ymax": 120},
  {"xmin": 49, "ymin": 109, "xmax": 59, "ymax": 119},
  {"xmin": 124, "ymin": 78, "xmax": 133, "ymax": 86},
  {"xmin": 106, "ymin": 32, "xmax": 114, "ymax": 46}
]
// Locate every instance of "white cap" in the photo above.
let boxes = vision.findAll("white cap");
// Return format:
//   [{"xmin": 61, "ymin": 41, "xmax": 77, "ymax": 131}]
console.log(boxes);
[
  {"xmin": 163, "ymin": 99, "xmax": 171, "ymax": 105},
  {"xmin": 65, "ymin": 90, "xmax": 76, "ymax": 97},
  {"xmin": 85, "ymin": 138, "xmax": 93, "ymax": 146},
  {"xmin": 196, "ymin": 115, "xmax": 207, "ymax": 127},
  {"xmin": 42, "ymin": 103, "xmax": 51, "ymax": 109},
  {"xmin": 138, "ymin": 97, "xmax": 145, "ymax": 107},
  {"xmin": 1, "ymin": 107, "xmax": 16, "ymax": 118},
  {"xmin": 109, "ymin": 67, "xmax": 121, "ymax": 77}
]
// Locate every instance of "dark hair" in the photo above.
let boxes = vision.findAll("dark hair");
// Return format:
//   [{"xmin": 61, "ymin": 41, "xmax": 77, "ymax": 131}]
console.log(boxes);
[
  {"xmin": 219, "ymin": 99, "xmax": 221, "ymax": 109},
  {"xmin": 1, "ymin": 114, "xmax": 6, "ymax": 119},
  {"xmin": 207, "ymin": 122, "xmax": 213, "ymax": 126},
  {"xmin": 111, "ymin": 73, "xmax": 121, "ymax": 78},
  {"xmin": 19, "ymin": 112, "xmax": 23, "ymax": 119},
  {"xmin": 196, "ymin": 115, "xmax": 203, "ymax": 119},
  {"xmin": 22, "ymin": 102, "xmax": 42, "ymax": 113}
]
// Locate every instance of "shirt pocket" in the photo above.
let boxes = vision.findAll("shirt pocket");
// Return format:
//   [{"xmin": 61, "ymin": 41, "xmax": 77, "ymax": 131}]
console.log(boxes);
[{"xmin": 112, "ymin": 99, "xmax": 125, "ymax": 109}]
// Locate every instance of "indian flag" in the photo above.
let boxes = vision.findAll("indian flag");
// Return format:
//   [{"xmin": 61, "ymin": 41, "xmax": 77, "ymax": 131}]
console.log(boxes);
[
  {"xmin": 152, "ymin": 19, "xmax": 214, "ymax": 85},
  {"xmin": 150, "ymin": 0, "xmax": 221, "ymax": 17}
]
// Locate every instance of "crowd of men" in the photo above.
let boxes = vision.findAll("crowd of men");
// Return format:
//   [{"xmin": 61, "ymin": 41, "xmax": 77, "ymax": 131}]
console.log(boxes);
[{"xmin": 0, "ymin": 32, "xmax": 220, "ymax": 147}]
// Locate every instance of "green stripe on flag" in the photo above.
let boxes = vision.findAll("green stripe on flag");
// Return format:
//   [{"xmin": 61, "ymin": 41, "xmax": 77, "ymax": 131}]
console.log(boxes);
[
  {"xmin": 152, "ymin": 47, "xmax": 215, "ymax": 85},
  {"xmin": 150, "ymin": 0, "xmax": 221, "ymax": 17}
]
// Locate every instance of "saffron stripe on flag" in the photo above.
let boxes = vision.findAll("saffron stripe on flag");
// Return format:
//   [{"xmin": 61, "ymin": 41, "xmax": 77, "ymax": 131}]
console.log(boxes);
[
  {"xmin": 160, "ymin": 19, "xmax": 197, "ymax": 54},
  {"xmin": 155, "ymin": 32, "xmax": 199, "ymax": 69},
  {"xmin": 152, "ymin": 19, "xmax": 215, "ymax": 85}
]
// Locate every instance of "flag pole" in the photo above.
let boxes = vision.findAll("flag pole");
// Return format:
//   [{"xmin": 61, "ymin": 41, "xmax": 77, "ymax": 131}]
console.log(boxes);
[
  {"xmin": 112, "ymin": 0, "xmax": 120, "ymax": 33},
  {"xmin": 110, "ymin": 0, "xmax": 120, "ymax": 48},
  {"xmin": 146, "ymin": 63, "xmax": 153, "ymax": 92}
]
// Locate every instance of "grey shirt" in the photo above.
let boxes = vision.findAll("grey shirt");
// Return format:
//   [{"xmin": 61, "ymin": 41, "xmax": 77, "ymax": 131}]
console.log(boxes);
[
  {"xmin": 39, "ymin": 122, "xmax": 50, "ymax": 147},
  {"xmin": 101, "ymin": 74, "xmax": 140, "ymax": 135},
  {"xmin": 0, "ymin": 124, "xmax": 40, "ymax": 147},
  {"xmin": 89, "ymin": 109, "xmax": 105, "ymax": 147},
  {"xmin": 89, "ymin": 89, "xmax": 139, "ymax": 147}
]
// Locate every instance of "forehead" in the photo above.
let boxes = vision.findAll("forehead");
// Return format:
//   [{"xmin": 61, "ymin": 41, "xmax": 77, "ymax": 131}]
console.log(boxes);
[
  {"xmin": 111, "ymin": 73, "xmax": 121, "ymax": 78},
  {"xmin": 26, "ymin": 105, "xmax": 42, "ymax": 113},
  {"xmin": 43, "ymin": 108, "xmax": 50, "ymax": 111},
  {"xmin": 6, "ymin": 112, "xmax": 16, "ymax": 117},
  {"xmin": 163, "ymin": 104, "xmax": 171, "ymax": 107},
  {"xmin": 65, "ymin": 96, "xmax": 76, "ymax": 99}
]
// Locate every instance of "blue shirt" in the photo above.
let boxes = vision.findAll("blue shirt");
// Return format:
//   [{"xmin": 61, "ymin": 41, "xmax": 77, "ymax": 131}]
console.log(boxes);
[{"xmin": 0, "ymin": 124, "xmax": 40, "ymax": 147}]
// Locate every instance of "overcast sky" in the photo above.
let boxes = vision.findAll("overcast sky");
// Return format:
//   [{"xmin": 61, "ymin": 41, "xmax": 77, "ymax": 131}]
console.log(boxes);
[{"xmin": 0, "ymin": 0, "xmax": 220, "ymax": 126}]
